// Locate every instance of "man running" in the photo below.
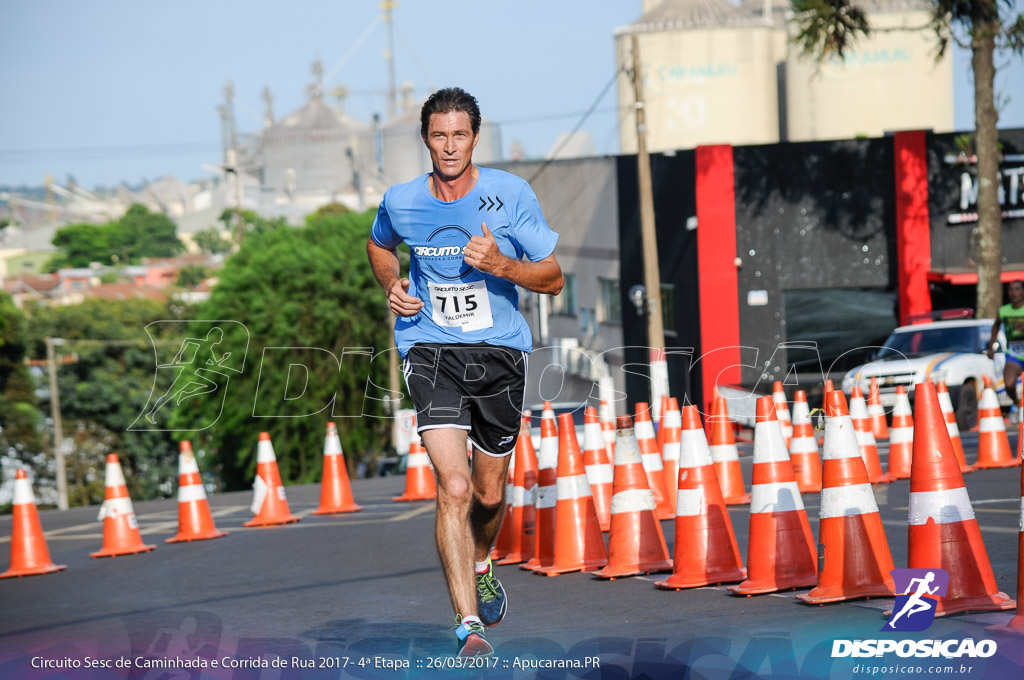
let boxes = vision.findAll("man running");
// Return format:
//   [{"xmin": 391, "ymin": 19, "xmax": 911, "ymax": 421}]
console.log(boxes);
[
  {"xmin": 366, "ymin": 87, "xmax": 563, "ymax": 657},
  {"xmin": 988, "ymin": 280, "xmax": 1024, "ymax": 423}
]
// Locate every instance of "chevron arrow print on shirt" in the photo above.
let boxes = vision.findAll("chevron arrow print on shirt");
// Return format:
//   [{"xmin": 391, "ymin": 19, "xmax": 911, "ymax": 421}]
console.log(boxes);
[{"xmin": 478, "ymin": 195, "xmax": 504, "ymax": 211}]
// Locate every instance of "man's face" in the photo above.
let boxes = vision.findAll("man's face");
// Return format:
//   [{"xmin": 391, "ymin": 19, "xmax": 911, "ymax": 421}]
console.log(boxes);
[
  {"xmin": 423, "ymin": 111, "xmax": 479, "ymax": 182},
  {"xmin": 1009, "ymin": 282, "xmax": 1024, "ymax": 304}
]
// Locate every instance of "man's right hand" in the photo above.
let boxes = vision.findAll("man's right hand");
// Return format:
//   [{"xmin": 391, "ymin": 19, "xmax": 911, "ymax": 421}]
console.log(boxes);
[{"xmin": 388, "ymin": 278, "xmax": 424, "ymax": 317}]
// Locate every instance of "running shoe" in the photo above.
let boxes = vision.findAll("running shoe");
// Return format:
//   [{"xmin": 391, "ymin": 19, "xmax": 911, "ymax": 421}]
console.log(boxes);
[
  {"xmin": 475, "ymin": 558, "xmax": 507, "ymax": 627},
  {"xmin": 455, "ymin": 617, "xmax": 493, "ymax": 657}
]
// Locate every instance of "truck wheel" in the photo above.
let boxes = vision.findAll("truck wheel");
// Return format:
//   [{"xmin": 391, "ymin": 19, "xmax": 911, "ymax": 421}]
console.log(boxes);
[{"xmin": 955, "ymin": 381, "xmax": 978, "ymax": 431}]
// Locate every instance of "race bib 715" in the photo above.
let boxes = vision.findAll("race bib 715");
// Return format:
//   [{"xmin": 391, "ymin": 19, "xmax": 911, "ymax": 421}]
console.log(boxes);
[{"xmin": 427, "ymin": 280, "xmax": 493, "ymax": 332}]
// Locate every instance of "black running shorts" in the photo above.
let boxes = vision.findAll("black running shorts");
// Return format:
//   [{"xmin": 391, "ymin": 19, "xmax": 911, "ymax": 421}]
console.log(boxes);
[{"xmin": 402, "ymin": 343, "xmax": 528, "ymax": 457}]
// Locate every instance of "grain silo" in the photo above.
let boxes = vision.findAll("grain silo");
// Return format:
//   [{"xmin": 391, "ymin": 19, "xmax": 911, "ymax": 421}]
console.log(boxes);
[
  {"xmin": 254, "ymin": 93, "xmax": 377, "ymax": 195},
  {"xmin": 783, "ymin": 0, "xmax": 954, "ymax": 142},
  {"xmin": 616, "ymin": 0, "xmax": 783, "ymax": 152}
]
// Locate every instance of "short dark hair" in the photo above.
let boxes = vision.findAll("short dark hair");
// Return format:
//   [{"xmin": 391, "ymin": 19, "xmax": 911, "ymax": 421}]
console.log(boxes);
[{"xmin": 420, "ymin": 87, "xmax": 481, "ymax": 138}]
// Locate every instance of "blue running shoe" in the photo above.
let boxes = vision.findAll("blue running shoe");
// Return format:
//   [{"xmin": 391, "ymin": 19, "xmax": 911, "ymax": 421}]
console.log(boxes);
[
  {"xmin": 455, "ymin": 617, "xmax": 493, "ymax": 658},
  {"xmin": 475, "ymin": 558, "xmax": 507, "ymax": 627}
]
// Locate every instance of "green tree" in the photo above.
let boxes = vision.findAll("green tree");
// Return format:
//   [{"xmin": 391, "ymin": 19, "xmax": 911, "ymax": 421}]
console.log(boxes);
[
  {"xmin": 192, "ymin": 228, "xmax": 232, "ymax": 255},
  {"xmin": 114, "ymin": 204, "xmax": 185, "ymax": 262},
  {"xmin": 46, "ymin": 203, "xmax": 185, "ymax": 271},
  {"xmin": 47, "ymin": 222, "xmax": 116, "ymax": 271},
  {"xmin": 310, "ymin": 203, "xmax": 351, "ymax": 219},
  {"xmin": 0, "ymin": 293, "xmax": 42, "ymax": 485},
  {"xmin": 792, "ymin": 0, "xmax": 1024, "ymax": 317},
  {"xmin": 218, "ymin": 208, "xmax": 287, "ymax": 246},
  {"xmin": 25, "ymin": 299, "xmax": 183, "ymax": 505},
  {"xmin": 176, "ymin": 264, "xmax": 210, "ymax": 289},
  {"xmin": 171, "ymin": 209, "xmax": 392, "ymax": 490}
]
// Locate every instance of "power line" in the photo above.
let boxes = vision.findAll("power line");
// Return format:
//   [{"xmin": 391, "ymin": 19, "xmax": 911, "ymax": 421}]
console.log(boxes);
[{"xmin": 528, "ymin": 69, "xmax": 623, "ymax": 184}]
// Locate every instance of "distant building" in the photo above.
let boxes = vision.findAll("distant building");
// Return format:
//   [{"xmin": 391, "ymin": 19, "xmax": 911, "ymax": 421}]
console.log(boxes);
[{"xmin": 616, "ymin": 0, "xmax": 954, "ymax": 151}]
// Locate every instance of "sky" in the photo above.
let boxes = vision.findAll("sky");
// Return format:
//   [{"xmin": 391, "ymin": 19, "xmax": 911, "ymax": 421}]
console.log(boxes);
[{"xmin": 1, "ymin": 0, "xmax": 1022, "ymax": 190}]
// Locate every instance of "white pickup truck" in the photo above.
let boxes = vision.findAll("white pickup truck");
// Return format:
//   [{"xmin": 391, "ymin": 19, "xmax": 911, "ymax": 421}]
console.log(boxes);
[{"xmin": 840, "ymin": 317, "xmax": 1010, "ymax": 430}]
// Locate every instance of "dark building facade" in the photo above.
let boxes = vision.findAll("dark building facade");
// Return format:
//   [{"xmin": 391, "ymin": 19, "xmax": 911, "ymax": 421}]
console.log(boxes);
[{"xmin": 617, "ymin": 128, "xmax": 1024, "ymax": 413}]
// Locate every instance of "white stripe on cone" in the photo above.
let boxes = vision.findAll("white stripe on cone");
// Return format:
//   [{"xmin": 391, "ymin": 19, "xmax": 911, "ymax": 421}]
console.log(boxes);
[
  {"xmin": 750, "ymin": 480, "xmax": 805, "ymax": 514},
  {"xmin": 177, "ymin": 484, "xmax": 207, "ymax": 503},
  {"xmin": 820, "ymin": 485, "xmax": 879, "ymax": 518},
  {"xmin": 587, "ymin": 464, "xmax": 614, "ymax": 484},
  {"xmin": 675, "ymin": 488, "xmax": 706, "ymax": 517},
  {"xmin": 908, "ymin": 487, "xmax": 975, "ymax": 525},
  {"xmin": 611, "ymin": 488, "xmax": 657, "ymax": 514},
  {"xmin": 12, "ymin": 477, "xmax": 34, "ymax": 506},
  {"xmin": 556, "ymin": 474, "xmax": 593, "ymax": 500}
]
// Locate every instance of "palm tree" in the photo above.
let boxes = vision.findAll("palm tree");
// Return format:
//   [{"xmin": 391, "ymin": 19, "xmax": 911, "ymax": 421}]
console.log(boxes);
[{"xmin": 792, "ymin": 0, "xmax": 1024, "ymax": 317}]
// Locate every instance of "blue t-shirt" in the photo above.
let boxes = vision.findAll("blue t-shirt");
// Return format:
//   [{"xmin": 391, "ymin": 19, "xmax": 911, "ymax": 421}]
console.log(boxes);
[{"xmin": 370, "ymin": 167, "xmax": 558, "ymax": 356}]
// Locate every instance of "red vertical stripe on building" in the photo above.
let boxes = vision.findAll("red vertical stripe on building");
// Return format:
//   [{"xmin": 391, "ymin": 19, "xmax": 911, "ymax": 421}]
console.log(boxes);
[
  {"xmin": 893, "ymin": 131, "xmax": 932, "ymax": 324},
  {"xmin": 696, "ymin": 145, "xmax": 740, "ymax": 413}
]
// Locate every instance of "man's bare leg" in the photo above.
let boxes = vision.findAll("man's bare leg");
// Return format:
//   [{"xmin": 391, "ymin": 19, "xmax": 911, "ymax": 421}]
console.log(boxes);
[
  {"xmin": 420, "ymin": 428, "xmax": 477, "ymax": 618},
  {"xmin": 469, "ymin": 448, "xmax": 512, "ymax": 563}
]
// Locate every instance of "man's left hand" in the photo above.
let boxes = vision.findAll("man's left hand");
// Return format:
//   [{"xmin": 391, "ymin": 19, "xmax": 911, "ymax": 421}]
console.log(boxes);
[{"xmin": 464, "ymin": 222, "xmax": 507, "ymax": 277}]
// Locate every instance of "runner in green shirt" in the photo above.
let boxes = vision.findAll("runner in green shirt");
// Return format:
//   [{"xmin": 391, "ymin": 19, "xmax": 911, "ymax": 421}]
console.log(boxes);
[{"xmin": 988, "ymin": 280, "xmax": 1024, "ymax": 422}]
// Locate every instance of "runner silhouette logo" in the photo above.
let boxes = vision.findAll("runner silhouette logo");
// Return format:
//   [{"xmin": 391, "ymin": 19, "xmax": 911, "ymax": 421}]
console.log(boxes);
[
  {"xmin": 883, "ymin": 568, "xmax": 950, "ymax": 632},
  {"xmin": 131, "ymin": 320, "xmax": 249, "ymax": 432}
]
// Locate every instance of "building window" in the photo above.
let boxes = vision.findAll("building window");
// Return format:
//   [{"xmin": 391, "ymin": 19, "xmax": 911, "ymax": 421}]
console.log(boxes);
[
  {"xmin": 660, "ymin": 284, "xmax": 676, "ymax": 337},
  {"xmin": 580, "ymin": 307, "xmax": 597, "ymax": 335},
  {"xmin": 599, "ymin": 277, "xmax": 621, "ymax": 325},
  {"xmin": 552, "ymin": 273, "xmax": 576, "ymax": 316}
]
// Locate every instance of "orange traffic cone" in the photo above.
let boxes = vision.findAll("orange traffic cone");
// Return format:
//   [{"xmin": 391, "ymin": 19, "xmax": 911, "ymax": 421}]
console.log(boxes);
[
  {"xmin": 656, "ymin": 393, "xmax": 670, "ymax": 431},
  {"xmin": 1, "ymin": 470, "xmax": 66, "ymax": 578},
  {"xmin": 987, "ymin": 435, "xmax": 1024, "ymax": 634},
  {"xmin": 167, "ymin": 441, "xmax": 227, "ymax": 543},
  {"xmin": 708, "ymin": 391, "xmax": 750, "ymax": 505},
  {"xmin": 245, "ymin": 433, "xmax": 300, "ymax": 527},
  {"xmin": 937, "ymin": 381, "xmax": 974, "ymax": 473},
  {"xmin": 497, "ymin": 425, "xmax": 538, "ymax": 565},
  {"xmin": 634, "ymin": 402, "xmax": 674, "ymax": 520},
  {"xmin": 772, "ymin": 381, "xmax": 793, "ymax": 449},
  {"xmin": 850, "ymin": 386, "xmax": 890, "ymax": 484},
  {"xmin": 394, "ymin": 431, "xmax": 436, "ymax": 501},
  {"xmin": 91, "ymin": 454, "xmax": 156, "ymax": 557},
  {"xmin": 582, "ymin": 406, "xmax": 612, "ymax": 532},
  {"xmin": 536, "ymin": 413, "xmax": 608, "ymax": 575},
  {"xmin": 313, "ymin": 423, "xmax": 363, "ymax": 514},
  {"xmin": 798, "ymin": 391, "xmax": 895, "ymax": 604},
  {"xmin": 975, "ymin": 376, "xmax": 1017, "ymax": 469},
  {"xmin": 887, "ymin": 386, "xmax": 914, "ymax": 480},
  {"xmin": 660, "ymin": 398, "xmax": 683, "ymax": 502},
  {"xmin": 729, "ymin": 396, "xmax": 817, "ymax": 595},
  {"xmin": 599, "ymin": 400, "xmax": 617, "ymax": 456},
  {"xmin": 867, "ymin": 377, "xmax": 890, "ymax": 440},
  {"xmin": 655, "ymin": 406, "xmax": 745, "ymax": 589},
  {"xmin": 906, "ymin": 381, "xmax": 1014, "ymax": 616},
  {"xmin": 524, "ymin": 408, "xmax": 559, "ymax": 571},
  {"xmin": 593, "ymin": 415, "xmax": 672, "ymax": 579},
  {"xmin": 789, "ymin": 390, "xmax": 822, "ymax": 494},
  {"xmin": 1019, "ymin": 420, "xmax": 1023, "ymax": 463}
]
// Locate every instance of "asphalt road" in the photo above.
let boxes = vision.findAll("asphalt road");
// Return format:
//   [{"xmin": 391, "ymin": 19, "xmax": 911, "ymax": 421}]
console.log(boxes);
[{"xmin": 2, "ymin": 431, "xmax": 1024, "ymax": 679}]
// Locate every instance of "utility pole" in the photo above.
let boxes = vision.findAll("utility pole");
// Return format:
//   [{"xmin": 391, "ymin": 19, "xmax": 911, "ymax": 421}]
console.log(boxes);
[
  {"xmin": 35, "ymin": 338, "xmax": 71, "ymax": 510},
  {"xmin": 381, "ymin": 1, "xmax": 398, "ymax": 119},
  {"xmin": 630, "ymin": 34, "xmax": 669, "ymax": 421}
]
